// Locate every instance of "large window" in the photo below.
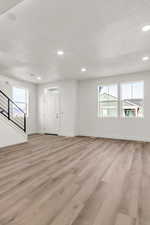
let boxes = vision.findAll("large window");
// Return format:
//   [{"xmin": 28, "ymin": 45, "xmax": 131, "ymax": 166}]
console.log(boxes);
[
  {"xmin": 121, "ymin": 81, "xmax": 144, "ymax": 118},
  {"xmin": 98, "ymin": 81, "xmax": 144, "ymax": 118},
  {"xmin": 98, "ymin": 84, "xmax": 118, "ymax": 117},
  {"xmin": 12, "ymin": 87, "xmax": 28, "ymax": 115}
]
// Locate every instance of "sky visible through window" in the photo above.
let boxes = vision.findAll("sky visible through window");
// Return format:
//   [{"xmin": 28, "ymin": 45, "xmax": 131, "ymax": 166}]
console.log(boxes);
[{"xmin": 99, "ymin": 81, "xmax": 144, "ymax": 100}]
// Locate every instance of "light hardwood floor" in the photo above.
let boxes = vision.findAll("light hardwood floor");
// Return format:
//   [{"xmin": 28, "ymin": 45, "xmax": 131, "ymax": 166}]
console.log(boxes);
[{"xmin": 0, "ymin": 134, "xmax": 149, "ymax": 225}]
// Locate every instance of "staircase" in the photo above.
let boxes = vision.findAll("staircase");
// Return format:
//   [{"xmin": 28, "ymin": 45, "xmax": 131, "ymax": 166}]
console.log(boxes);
[
  {"xmin": 0, "ymin": 90, "xmax": 27, "ymax": 144},
  {"xmin": 0, "ymin": 89, "xmax": 26, "ymax": 133},
  {"xmin": 0, "ymin": 89, "xmax": 27, "ymax": 148}
]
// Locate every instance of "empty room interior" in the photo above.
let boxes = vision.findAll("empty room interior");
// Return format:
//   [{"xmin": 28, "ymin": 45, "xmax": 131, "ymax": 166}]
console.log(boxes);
[{"xmin": 0, "ymin": 0, "xmax": 150, "ymax": 224}]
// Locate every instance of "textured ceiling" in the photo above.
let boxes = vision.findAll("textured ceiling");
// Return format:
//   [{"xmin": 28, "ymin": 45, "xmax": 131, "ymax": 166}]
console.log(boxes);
[
  {"xmin": 0, "ymin": 0, "xmax": 24, "ymax": 15},
  {"xmin": 0, "ymin": 0, "xmax": 150, "ymax": 83}
]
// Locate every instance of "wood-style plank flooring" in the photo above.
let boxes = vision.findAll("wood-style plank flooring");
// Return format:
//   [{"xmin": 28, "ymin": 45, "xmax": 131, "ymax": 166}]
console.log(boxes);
[{"xmin": 0, "ymin": 134, "xmax": 150, "ymax": 225}]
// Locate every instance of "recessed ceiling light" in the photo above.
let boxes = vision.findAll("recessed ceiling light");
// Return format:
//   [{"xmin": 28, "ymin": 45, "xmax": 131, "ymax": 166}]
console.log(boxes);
[
  {"xmin": 81, "ymin": 68, "xmax": 87, "ymax": 72},
  {"xmin": 142, "ymin": 25, "xmax": 150, "ymax": 32},
  {"xmin": 142, "ymin": 56, "xmax": 149, "ymax": 61},
  {"xmin": 57, "ymin": 50, "xmax": 64, "ymax": 55},
  {"xmin": 37, "ymin": 76, "xmax": 41, "ymax": 80}
]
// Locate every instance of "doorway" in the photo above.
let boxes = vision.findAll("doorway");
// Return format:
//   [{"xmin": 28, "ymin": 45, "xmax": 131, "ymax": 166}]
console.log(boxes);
[{"xmin": 44, "ymin": 87, "xmax": 60, "ymax": 135}]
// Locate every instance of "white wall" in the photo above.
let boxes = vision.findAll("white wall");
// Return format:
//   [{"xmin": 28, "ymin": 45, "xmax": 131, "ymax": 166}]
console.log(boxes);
[
  {"xmin": 78, "ymin": 71, "xmax": 150, "ymax": 142},
  {"xmin": 2, "ymin": 70, "xmax": 148, "ymax": 142},
  {"xmin": 0, "ymin": 114, "xmax": 27, "ymax": 148},
  {"xmin": 0, "ymin": 75, "xmax": 37, "ymax": 134},
  {"xmin": 37, "ymin": 80, "xmax": 78, "ymax": 137}
]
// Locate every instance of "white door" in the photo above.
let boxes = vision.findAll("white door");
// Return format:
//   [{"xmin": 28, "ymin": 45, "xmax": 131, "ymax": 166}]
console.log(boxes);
[{"xmin": 44, "ymin": 88, "xmax": 60, "ymax": 134}]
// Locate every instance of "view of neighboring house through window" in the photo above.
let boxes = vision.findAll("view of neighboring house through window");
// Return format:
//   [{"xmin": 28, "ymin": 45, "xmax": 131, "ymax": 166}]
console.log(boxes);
[
  {"xmin": 121, "ymin": 81, "xmax": 144, "ymax": 118},
  {"xmin": 98, "ymin": 84, "xmax": 118, "ymax": 117},
  {"xmin": 98, "ymin": 81, "xmax": 144, "ymax": 118},
  {"xmin": 12, "ymin": 87, "xmax": 28, "ymax": 116}
]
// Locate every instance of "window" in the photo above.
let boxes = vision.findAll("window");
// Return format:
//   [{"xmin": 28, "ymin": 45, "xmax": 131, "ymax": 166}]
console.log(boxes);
[
  {"xmin": 12, "ymin": 87, "xmax": 28, "ymax": 116},
  {"xmin": 98, "ymin": 81, "xmax": 144, "ymax": 118},
  {"xmin": 121, "ymin": 81, "xmax": 144, "ymax": 118},
  {"xmin": 98, "ymin": 84, "xmax": 118, "ymax": 117}
]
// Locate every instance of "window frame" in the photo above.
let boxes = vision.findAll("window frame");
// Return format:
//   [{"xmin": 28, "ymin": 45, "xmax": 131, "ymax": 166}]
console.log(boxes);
[
  {"xmin": 120, "ymin": 81, "xmax": 144, "ymax": 119},
  {"xmin": 97, "ymin": 83, "xmax": 119, "ymax": 118},
  {"xmin": 98, "ymin": 81, "xmax": 144, "ymax": 119},
  {"xmin": 12, "ymin": 86, "xmax": 29, "ymax": 116}
]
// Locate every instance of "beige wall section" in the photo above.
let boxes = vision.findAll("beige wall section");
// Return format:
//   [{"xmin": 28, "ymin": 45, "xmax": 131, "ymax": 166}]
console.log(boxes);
[
  {"xmin": 0, "ymin": 75, "xmax": 37, "ymax": 134},
  {"xmin": 78, "ymin": 71, "xmax": 150, "ymax": 142}
]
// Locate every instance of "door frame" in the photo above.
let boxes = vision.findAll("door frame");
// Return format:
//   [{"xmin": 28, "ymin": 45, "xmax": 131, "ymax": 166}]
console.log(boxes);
[{"xmin": 43, "ymin": 86, "xmax": 61, "ymax": 135}]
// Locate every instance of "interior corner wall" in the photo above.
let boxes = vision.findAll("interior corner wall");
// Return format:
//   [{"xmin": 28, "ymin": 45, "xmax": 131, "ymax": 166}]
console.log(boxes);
[
  {"xmin": 37, "ymin": 80, "xmax": 79, "ymax": 137},
  {"xmin": 78, "ymin": 71, "xmax": 150, "ymax": 142},
  {"xmin": 0, "ymin": 75, "xmax": 38, "ymax": 134}
]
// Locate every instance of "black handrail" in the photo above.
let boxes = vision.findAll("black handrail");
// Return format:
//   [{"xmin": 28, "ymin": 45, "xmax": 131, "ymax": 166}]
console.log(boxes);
[
  {"xmin": 0, "ymin": 90, "xmax": 25, "ymax": 114},
  {"xmin": 0, "ymin": 90, "xmax": 26, "ymax": 132}
]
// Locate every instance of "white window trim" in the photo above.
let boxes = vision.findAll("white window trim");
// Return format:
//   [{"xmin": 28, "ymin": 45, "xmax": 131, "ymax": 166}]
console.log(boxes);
[
  {"xmin": 98, "ymin": 84, "xmax": 118, "ymax": 118},
  {"xmin": 12, "ymin": 86, "xmax": 29, "ymax": 117},
  {"xmin": 120, "ymin": 81, "xmax": 144, "ymax": 119},
  {"xmin": 98, "ymin": 81, "xmax": 144, "ymax": 119}
]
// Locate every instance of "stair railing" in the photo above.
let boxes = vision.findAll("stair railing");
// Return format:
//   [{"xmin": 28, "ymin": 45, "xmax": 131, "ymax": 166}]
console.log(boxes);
[{"xmin": 0, "ymin": 90, "xmax": 26, "ymax": 132}]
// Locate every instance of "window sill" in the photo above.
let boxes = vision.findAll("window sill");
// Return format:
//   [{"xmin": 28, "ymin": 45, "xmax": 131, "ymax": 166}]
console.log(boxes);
[{"xmin": 97, "ymin": 116, "xmax": 144, "ymax": 119}]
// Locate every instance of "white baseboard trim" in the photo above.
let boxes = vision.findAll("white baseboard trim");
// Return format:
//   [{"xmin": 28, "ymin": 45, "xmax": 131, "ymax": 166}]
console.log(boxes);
[{"xmin": 78, "ymin": 133, "xmax": 150, "ymax": 142}]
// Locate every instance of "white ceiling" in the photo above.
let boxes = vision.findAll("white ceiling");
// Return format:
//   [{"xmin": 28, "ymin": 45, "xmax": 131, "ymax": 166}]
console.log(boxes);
[
  {"xmin": 0, "ymin": 0, "xmax": 150, "ymax": 83},
  {"xmin": 0, "ymin": 0, "xmax": 24, "ymax": 15}
]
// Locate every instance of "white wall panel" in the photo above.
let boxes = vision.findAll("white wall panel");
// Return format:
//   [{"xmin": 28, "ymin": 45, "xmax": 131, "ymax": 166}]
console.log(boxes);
[{"xmin": 78, "ymin": 71, "xmax": 150, "ymax": 142}]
